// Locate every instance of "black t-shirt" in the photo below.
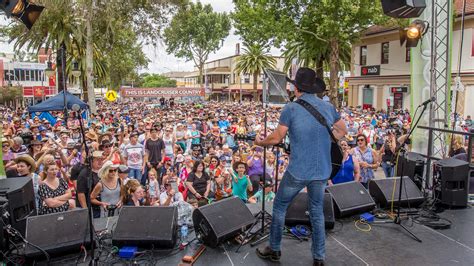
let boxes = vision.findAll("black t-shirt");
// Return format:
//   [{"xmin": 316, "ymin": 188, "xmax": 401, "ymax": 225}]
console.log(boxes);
[
  {"xmin": 145, "ymin": 138, "xmax": 165, "ymax": 164},
  {"xmin": 76, "ymin": 167, "xmax": 100, "ymax": 207},
  {"xmin": 187, "ymin": 172, "xmax": 210, "ymax": 195}
]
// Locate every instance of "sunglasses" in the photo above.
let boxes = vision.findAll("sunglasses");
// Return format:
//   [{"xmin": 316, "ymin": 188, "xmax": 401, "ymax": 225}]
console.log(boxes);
[
  {"xmin": 357, "ymin": 139, "xmax": 366, "ymax": 142},
  {"xmin": 2, "ymin": 144, "xmax": 9, "ymax": 148},
  {"xmin": 103, "ymin": 145, "xmax": 112, "ymax": 148},
  {"xmin": 109, "ymin": 169, "xmax": 118, "ymax": 172},
  {"xmin": 211, "ymin": 160, "xmax": 217, "ymax": 162}
]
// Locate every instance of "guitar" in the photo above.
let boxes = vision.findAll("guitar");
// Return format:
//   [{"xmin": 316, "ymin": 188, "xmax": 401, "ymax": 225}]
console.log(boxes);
[{"xmin": 235, "ymin": 133, "xmax": 291, "ymax": 154}]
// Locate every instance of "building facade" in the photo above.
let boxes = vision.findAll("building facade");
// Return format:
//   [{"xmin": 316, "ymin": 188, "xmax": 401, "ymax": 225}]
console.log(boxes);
[
  {"xmin": 347, "ymin": 3, "xmax": 474, "ymax": 117},
  {"xmin": 182, "ymin": 53, "xmax": 287, "ymax": 101}
]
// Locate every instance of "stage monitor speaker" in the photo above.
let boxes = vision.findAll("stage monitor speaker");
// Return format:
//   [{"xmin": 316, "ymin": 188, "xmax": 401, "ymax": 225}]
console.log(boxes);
[
  {"xmin": 381, "ymin": 0, "xmax": 426, "ymax": 18},
  {"xmin": 264, "ymin": 68, "xmax": 290, "ymax": 104},
  {"xmin": 369, "ymin": 177, "xmax": 424, "ymax": 208},
  {"xmin": 434, "ymin": 158, "xmax": 470, "ymax": 207},
  {"xmin": 24, "ymin": 209, "xmax": 90, "ymax": 257},
  {"xmin": 397, "ymin": 152, "xmax": 425, "ymax": 189},
  {"xmin": 285, "ymin": 192, "xmax": 335, "ymax": 230},
  {"xmin": 193, "ymin": 197, "xmax": 255, "ymax": 247},
  {"xmin": 325, "ymin": 181, "xmax": 375, "ymax": 218},
  {"xmin": 0, "ymin": 177, "xmax": 36, "ymax": 236},
  {"xmin": 113, "ymin": 206, "xmax": 178, "ymax": 248}
]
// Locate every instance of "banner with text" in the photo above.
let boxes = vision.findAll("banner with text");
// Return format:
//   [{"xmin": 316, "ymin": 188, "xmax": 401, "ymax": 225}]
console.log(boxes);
[{"xmin": 120, "ymin": 87, "xmax": 204, "ymax": 98}]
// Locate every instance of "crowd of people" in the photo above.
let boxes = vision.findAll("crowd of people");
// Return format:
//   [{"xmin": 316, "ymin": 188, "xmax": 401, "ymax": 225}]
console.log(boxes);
[{"xmin": 1, "ymin": 99, "xmax": 472, "ymax": 218}]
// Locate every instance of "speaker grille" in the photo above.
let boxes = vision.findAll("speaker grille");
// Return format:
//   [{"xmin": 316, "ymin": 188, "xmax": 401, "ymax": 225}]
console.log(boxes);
[
  {"xmin": 25, "ymin": 209, "xmax": 90, "ymax": 257},
  {"xmin": 113, "ymin": 206, "xmax": 177, "ymax": 248},
  {"xmin": 326, "ymin": 181, "xmax": 375, "ymax": 217}
]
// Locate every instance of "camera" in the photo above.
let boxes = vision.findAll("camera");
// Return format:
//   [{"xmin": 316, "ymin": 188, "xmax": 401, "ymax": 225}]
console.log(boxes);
[{"xmin": 106, "ymin": 204, "xmax": 117, "ymax": 217}]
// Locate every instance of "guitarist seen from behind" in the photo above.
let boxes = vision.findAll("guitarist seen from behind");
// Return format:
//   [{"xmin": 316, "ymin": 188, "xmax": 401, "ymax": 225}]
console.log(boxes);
[{"xmin": 254, "ymin": 68, "xmax": 347, "ymax": 266}]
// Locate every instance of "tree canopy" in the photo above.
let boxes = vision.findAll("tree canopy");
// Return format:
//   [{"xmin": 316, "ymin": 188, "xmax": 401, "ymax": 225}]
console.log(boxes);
[
  {"xmin": 163, "ymin": 1, "xmax": 231, "ymax": 87},
  {"xmin": 140, "ymin": 73, "xmax": 177, "ymax": 88}
]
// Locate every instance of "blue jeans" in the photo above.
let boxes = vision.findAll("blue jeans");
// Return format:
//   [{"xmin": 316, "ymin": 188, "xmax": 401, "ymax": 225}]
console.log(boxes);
[
  {"xmin": 270, "ymin": 171, "xmax": 327, "ymax": 260},
  {"xmin": 128, "ymin": 168, "xmax": 142, "ymax": 182},
  {"xmin": 381, "ymin": 161, "xmax": 394, "ymax": 178}
]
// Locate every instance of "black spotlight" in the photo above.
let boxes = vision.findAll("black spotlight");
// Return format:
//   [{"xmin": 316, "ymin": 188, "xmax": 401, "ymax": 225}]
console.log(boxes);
[
  {"xmin": 400, "ymin": 19, "xmax": 428, "ymax": 48},
  {"xmin": 0, "ymin": 0, "xmax": 44, "ymax": 30},
  {"xmin": 381, "ymin": 0, "xmax": 426, "ymax": 18}
]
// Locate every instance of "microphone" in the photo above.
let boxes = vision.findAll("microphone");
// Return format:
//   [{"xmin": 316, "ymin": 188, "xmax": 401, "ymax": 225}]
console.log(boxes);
[
  {"xmin": 71, "ymin": 104, "xmax": 81, "ymax": 112},
  {"xmin": 418, "ymin": 97, "xmax": 436, "ymax": 108}
]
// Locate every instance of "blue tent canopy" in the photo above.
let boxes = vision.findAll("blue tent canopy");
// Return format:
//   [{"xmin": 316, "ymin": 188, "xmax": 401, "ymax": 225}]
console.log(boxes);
[{"xmin": 28, "ymin": 91, "xmax": 89, "ymax": 113}]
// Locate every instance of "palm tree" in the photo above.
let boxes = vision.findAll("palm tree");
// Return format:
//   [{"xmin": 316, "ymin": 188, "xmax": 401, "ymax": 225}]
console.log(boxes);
[{"xmin": 235, "ymin": 43, "xmax": 277, "ymax": 100}]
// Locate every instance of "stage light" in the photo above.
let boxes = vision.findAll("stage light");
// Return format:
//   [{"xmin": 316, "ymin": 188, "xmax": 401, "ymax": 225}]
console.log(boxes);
[
  {"xmin": 0, "ymin": 0, "xmax": 44, "ymax": 30},
  {"xmin": 400, "ymin": 20, "xmax": 428, "ymax": 48},
  {"xmin": 407, "ymin": 27, "xmax": 420, "ymax": 39},
  {"xmin": 381, "ymin": 0, "xmax": 426, "ymax": 18}
]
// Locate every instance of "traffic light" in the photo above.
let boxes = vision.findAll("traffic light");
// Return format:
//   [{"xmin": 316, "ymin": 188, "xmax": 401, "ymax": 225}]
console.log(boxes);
[
  {"xmin": 0, "ymin": 0, "xmax": 44, "ymax": 30},
  {"xmin": 400, "ymin": 20, "xmax": 428, "ymax": 48}
]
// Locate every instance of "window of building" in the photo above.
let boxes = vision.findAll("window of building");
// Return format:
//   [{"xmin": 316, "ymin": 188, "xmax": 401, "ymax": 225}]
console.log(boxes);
[
  {"xmin": 244, "ymin": 74, "xmax": 250, "ymax": 83},
  {"xmin": 25, "ymin": 70, "xmax": 31, "ymax": 81},
  {"xmin": 381, "ymin": 42, "xmax": 389, "ymax": 64},
  {"xmin": 16, "ymin": 69, "xmax": 23, "ymax": 81},
  {"xmin": 472, "ymin": 32, "xmax": 474, "ymax": 56},
  {"xmin": 360, "ymin": 46, "xmax": 367, "ymax": 66},
  {"xmin": 406, "ymin": 48, "xmax": 411, "ymax": 62}
]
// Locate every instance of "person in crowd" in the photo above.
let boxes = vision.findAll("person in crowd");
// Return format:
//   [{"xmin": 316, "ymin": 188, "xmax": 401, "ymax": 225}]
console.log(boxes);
[
  {"xmin": 214, "ymin": 168, "xmax": 233, "ymax": 201},
  {"xmin": 122, "ymin": 179, "xmax": 147, "ymax": 206},
  {"xmin": 174, "ymin": 123, "xmax": 187, "ymax": 153},
  {"xmin": 162, "ymin": 126, "xmax": 176, "ymax": 161},
  {"xmin": 186, "ymin": 161, "xmax": 211, "ymax": 206},
  {"xmin": 123, "ymin": 131, "xmax": 146, "ymax": 183},
  {"xmin": 449, "ymin": 135, "xmax": 467, "ymax": 157},
  {"xmin": 13, "ymin": 155, "xmax": 41, "ymax": 208},
  {"xmin": 144, "ymin": 126, "xmax": 166, "ymax": 185},
  {"xmin": 117, "ymin": 165, "xmax": 130, "ymax": 185},
  {"xmin": 2, "ymin": 137, "xmax": 15, "ymax": 170},
  {"xmin": 101, "ymin": 140, "xmax": 122, "ymax": 165},
  {"xmin": 353, "ymin": 134, "xmax": 379, "ymax": 188},
  {"xmin": 147, "ymin": 168, "xmax": 160, "ymax": 204},
  {"xmin": 160, "ymin": 182, "xmax": 184, "ymax": 206},
  {"xmin": 38, "ymin": 163, "xmax": 72, "ymax": 215},
  {"xmin": 29, "ymin": 139, "xmax": 44, "ymax": 160},
  {"xmin": 90, "ymin": 161, "xmax": 122, "ymax": 217},
  {"xmin": 248, "ymin": 176, "xmax": 275, "ymax": 203},
  {"xmin": 231, "ymin": 161, "xmax": 252, "ymax": 202},
  {"xmin": 379, "ymin": 130, "xmax": 397, "ymax": 178},
  {"xmin": 10, "ymin": 136, "xmax": 28, "ymax": 158},
  {"xmin": 247, "ymin": 146, "xmax": 264, "ymax": 196},
  {"xmin": 76, "ymin": 151, "xmax": 104, "ymax": 218},
  {"xmin": 329, "ymin": 139, "xmax": 361, "ymax": 185}
]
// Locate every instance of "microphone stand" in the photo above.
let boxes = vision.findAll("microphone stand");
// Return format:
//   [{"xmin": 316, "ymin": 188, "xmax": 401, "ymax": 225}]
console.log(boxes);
[
  {"xmin": 388, "ymin": 102, "xmax": 429, "ymax": 243},
  {"xmin": 74, "ymin": 106, "xmax": 97, "ymax": 264}
]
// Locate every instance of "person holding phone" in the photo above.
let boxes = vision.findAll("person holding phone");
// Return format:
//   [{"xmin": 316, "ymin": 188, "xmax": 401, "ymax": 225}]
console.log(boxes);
[{"xmin": 160, "ymin": 182, "xmax": 184, "ymax": 206}]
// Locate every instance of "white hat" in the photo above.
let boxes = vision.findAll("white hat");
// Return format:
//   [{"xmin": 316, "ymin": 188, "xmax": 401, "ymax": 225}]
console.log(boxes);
[{"xmin": 98, "ymin": 160, "xmax": 119, "ymax": 178}]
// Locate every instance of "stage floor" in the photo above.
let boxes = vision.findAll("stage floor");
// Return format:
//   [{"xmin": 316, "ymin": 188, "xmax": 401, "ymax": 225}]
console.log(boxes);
[{"xmin": 46, "ymin": 205, "xmax": 474, "ymax": 266}]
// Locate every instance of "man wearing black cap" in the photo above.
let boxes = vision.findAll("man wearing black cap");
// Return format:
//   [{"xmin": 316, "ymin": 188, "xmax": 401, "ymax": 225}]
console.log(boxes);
[{"xmin": 255, "ymin": 68, "xmax": 347, "ymax": 265}]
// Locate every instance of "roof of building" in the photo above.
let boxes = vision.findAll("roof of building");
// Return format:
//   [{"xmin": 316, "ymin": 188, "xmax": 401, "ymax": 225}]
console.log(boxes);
[{"xmin": 363, "ymin": 0, "xmax": 474, "ymax": 36}]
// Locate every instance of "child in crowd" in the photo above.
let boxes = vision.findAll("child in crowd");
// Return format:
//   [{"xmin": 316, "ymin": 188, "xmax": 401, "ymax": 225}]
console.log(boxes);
[
  {"xmin": 231, "ymin": 162, "xmax": 252, "ymax": 202},
  {"xmin": 148, "ymin": 169, "xmax": 160, "ymax": 204},
  {"xmin": 248, "ymin": 175, "xmax": 275, "ymax": 203}
]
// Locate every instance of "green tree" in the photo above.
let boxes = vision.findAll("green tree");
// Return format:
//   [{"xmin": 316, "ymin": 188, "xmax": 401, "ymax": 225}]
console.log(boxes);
[
  {"xmin": 235, "ymin": 43, "xmax": 277, "ymax": 99},
  {"xmin": 142, "ymin": 74, "xmax": 177, "ymax": 88},
  {"xmin": 233, "ymin": 0, "xmax": 388, "ymax": 107},
  {"xmin": 0, "ymin": 0, "xmax": 184, "ymax": 112},
  {"xmin": 163, "ymin": 2, "xmax": 231, "ymax": 88}
]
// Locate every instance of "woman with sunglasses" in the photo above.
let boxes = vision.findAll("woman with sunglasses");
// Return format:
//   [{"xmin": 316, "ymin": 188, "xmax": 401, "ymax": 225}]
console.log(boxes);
[
  {"xmin": 329, "ymin": 139, "xmax": 361, "ymax": 185},
  {"xmin": 91, "ymin": 161, "xmax": 123, "ymax": 217},
  {"xmin": 352, "ymin": 134, "xmax": 379, "ymax": 188}
]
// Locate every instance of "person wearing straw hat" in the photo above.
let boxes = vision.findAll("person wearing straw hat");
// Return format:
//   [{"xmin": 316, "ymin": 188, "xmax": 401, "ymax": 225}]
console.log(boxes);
[
  {"xmin": 91, "ymin": 161, "xmax": 122, "ymax": 217},
  {"xmin": 12, "ymin": 155, "xmax": 41, "ymax": 208}
]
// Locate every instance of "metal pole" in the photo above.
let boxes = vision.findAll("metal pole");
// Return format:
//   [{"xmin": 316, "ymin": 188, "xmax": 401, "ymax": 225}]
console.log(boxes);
[
  {"xmin": 239, "ymin": 73, "xmax": 242, "ymax": 102},
  {"xmin": 60, "ymin": 42, "xmax": 68, "ymax": 128}
]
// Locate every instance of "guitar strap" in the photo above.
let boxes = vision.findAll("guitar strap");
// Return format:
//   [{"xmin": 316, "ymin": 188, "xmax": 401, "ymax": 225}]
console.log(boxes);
[{"xmin": 294, "ymin": 99, "xmax": 338, "ymax": 143}]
